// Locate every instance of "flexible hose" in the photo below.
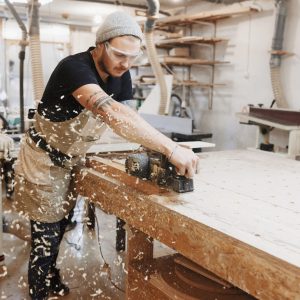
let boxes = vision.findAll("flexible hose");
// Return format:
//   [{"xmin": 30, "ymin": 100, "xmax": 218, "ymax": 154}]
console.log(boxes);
[
  {"xmin": 269, "ymin": 0, "xmax": 288, "ymax": 108},
  {"xmin": 29, "ymin": 35, "xmax": 44, "ymax": 103},
  {"xmin": 144, "ymin": 33, "xmax": 168, "ymax": 114},
  {"xmin": 270, "ymin": 66, "xmax": 288, "ymax": 108},
  {"xmin": 145, "ymin": 0, "xmax": 169, "ymax": 115},
  {"xmin": 29, "ymin": 0, "xmax": 44, "ymax": 104}
]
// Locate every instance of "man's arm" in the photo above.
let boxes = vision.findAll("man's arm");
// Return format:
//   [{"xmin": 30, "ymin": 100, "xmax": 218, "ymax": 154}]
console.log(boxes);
[{"xmin": 73, "ymin": 84, "xmax": 199, "ymax": 178}]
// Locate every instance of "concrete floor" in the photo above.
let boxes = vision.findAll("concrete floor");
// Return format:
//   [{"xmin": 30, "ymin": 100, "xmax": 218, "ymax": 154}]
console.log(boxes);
[{"xmin": 1, "ymin": 197, "xmax": 125, "ymax": 300}]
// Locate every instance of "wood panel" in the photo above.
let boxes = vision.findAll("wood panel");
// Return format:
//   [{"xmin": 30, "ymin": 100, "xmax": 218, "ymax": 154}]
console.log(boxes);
[{"xmin": 75, "ymin": 150, "xmax": 300, "ymax": 300}]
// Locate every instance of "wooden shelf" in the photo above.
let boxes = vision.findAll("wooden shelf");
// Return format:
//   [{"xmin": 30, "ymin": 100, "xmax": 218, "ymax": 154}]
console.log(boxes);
[
  {"xmin": 134, "ymin": 3, "xmax": 257, "ymax": 109},
  {"xmin": 134, "ymin": 58, "xmax": 229, "ymax": 67},
  {"xmin": 134, "ymin": 77, "xmax": 226, "ymax": 88},
  {"xmin": 156, "ymin": 5, "xmax": 260, "ymax": 27},
  {"xmin": 156, "ymin": 36, "xmax": 227, "ymax": 48},
  {"xmin": 162, "ymin": 57, "xmax": 229, "ymax": 66}
]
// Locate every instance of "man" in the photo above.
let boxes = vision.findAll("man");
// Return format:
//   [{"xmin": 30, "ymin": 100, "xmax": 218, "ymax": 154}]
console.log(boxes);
[{"xmin": 14, "ymin": 11, "xmax": 199, "ymax": 299}]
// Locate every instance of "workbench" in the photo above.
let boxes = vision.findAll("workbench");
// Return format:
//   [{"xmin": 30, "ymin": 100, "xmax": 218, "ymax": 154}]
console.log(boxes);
[{"xmin": 75, "ymin": 149, "xmax": 300, "ymax": 300}]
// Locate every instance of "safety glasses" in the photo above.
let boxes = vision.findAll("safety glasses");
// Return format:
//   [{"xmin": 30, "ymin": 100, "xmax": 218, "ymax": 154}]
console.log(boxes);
[{"xmin": 105, "ymin": 42, "xmax": 143, "ymax": 64}]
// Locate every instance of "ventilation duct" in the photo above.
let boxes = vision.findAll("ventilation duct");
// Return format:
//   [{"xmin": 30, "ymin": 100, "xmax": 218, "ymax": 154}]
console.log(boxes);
[
  {"xmin": 144, "ymin": 0, "xmax": 169, "ymax": 115},
  {"xmin": 4, "ymin": 0, "xmax": 28, "ymax": 133},
  {"xmin": 28, "ymin": 0, "xmax": 44, "ymax": 104},
  {"xmin": 270, "ymin": 0, "xmax": 288, "ymax": 108}
]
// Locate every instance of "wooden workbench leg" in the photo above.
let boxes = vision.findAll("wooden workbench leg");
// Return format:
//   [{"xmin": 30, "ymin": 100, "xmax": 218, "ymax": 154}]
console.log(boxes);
[
  {"xmin": 125, "ymin": 226, "xmax": 153, "ymax": 300},
  {"xmin": 116, "ymin": 218, "xmax": 126, "ymax": 251},
  {"xmin": 0, "ymin": 163, "xmax": 7, "ymax": 279}
]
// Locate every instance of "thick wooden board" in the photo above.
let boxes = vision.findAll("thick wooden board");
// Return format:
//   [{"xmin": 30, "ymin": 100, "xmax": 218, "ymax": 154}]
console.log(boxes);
[
  {"xmin": 156, "ymin": 5, "xmax": 260, "ymax": 27},
  {"xmin": 75, "ymin": 150, "xmax": 300, "ymax": 300},
  {"xmin": 135, "ymin": 58, "xmax": 229, "ymax": 67},
  {"xmin": 134, "ymin": 77, "xmax": 226, "ymax": 88},
  {"xmin": 87, "ymin": 142, "xmax": 140, "ymax": 154},
  {"xmin": 156, "ymin": 36, "xmax": 227, "ymax": 48},
  {"xmin": 160, "ymin": 57, "xmax": 229, "ymax": 66}
]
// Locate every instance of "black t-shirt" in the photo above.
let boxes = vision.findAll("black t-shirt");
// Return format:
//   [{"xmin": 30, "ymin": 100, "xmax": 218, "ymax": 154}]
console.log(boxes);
[{"xmin": 38, "ymin": 47, "xmax": 133, "ymax": 122}]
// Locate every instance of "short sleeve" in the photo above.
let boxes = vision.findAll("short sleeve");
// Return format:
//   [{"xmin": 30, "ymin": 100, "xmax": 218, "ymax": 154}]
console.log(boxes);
[{"xmin": 57, "ymin": 57, "xmax": 99, "ymax": 93}]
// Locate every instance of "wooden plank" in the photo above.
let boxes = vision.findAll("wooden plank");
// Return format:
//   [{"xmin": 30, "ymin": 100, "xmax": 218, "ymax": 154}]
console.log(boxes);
[
  {"xmin": 134, "ymin": 77, "xmax": 226, "ymax": 88},
  {"xmin": 156, "ymin": 36, "xmax": 227, "ymax": 48},
  {"xmin": 148, "ymin": 255, "xmax": 255, "ymax": 300},
  {"xmin": 173, "ymin": 255, "xmax": 232, "ymax": 288},
  {"xmin": 87, "ymin": 142, "xmax": 140, "ymax": 154},
  {"xmin": 75, "ymin": 150, "xmax": 300, "ymax": 300},
  {"xmin": 160, "ymin": 57, "xmax": 229, "ymax": 66},
  {"xmin": 134, "ymin": 59, "xmax": 229, "ymax": 67},
  {"xmin": 178, "ymin": 141, "xmax": 215, "ymax": 149},
  {"xmin": 156, "ymin": 5, "xmax": 260, "ymax": 27}
]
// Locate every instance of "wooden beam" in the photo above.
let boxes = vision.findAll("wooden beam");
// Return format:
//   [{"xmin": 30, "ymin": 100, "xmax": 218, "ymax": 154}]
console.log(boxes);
[{"xmin": 156, "ymin": 5, "xmax": 261, "ymax": 27}]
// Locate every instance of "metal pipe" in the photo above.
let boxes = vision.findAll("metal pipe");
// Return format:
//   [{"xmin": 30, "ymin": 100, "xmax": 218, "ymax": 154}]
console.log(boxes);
[
  {"xmin": 4, "ymin": 0, "xmax": 28, "ymax": 133},
  {"xmin": 145, "ymin": 0, "xmax": 160, "ymax": 32},
  {"xmin": 4, "ymin": 0, "xmax": 27, "ymax": 44},
  {"xmin": 270, "ymin": 0, "xmax": 287, "ymax": 68}
]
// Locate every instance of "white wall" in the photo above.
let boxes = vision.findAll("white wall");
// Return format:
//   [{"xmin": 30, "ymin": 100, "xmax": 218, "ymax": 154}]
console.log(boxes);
[
  {"xmin": 0, "ymin": 6, "xmax": 136, "ymax": 112},
  {"xmin": 187, "ymin": 0, "xmax": 300, "ymax": 151},
  {"xmin": 70, "ymin": 29, "xmax": 95, "ymax": 54},
  {"xmin": 2, "ymin": 20, "xmax": 70, "ymax": 111}
]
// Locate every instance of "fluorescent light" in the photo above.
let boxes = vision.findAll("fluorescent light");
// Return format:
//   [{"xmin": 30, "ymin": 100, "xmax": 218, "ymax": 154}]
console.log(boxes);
[
  {"xmin": 0, "ymin": 0, "xmax": 27, "ymax": 3},
  {"xmin": 0, "ymin": 0, "xmax": 52, "ymax": 4}
]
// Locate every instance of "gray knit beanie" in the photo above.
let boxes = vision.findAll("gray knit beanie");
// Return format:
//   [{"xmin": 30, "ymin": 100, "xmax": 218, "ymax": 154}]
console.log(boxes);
[{"xmin": 96, "ymin": 11, "xmax": 143, "ymax": 44}]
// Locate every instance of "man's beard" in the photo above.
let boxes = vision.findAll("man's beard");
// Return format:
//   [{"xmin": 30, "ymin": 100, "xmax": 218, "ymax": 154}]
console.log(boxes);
[
  {"xmin": 97, "ymin": 58, "xmax": 126, "ymax": 78},
  {"xmin": 98, "ymin": 59, "xmax": 110, "ymax": 76}
]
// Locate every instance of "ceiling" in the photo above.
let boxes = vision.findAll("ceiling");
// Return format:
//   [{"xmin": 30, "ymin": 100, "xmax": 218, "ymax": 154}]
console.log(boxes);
[{"xmin": 0, "ymin": 0, "xmax": 245, "ymax": 27}]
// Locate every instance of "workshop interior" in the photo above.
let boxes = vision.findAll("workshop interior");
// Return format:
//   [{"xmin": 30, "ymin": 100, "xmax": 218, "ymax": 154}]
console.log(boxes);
[{"xmin": 0, "ymin": 0, "xmax": 299, "ymax": 299}]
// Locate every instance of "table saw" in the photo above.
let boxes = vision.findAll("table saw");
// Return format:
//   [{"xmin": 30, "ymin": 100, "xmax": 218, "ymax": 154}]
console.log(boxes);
[{"xmin": 74, "ymin": 149, "xmax": 300, "ymax": 300}]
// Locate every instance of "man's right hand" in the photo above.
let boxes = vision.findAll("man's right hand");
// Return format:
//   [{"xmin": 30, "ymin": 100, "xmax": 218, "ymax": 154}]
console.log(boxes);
[{"xmin": 168, "ymin": 145, "xmax": 199, "ymax": 178}]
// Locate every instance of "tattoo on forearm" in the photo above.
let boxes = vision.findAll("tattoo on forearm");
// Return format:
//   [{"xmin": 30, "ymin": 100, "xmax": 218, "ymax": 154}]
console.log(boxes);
[
  {"xmin": 92, "ymin": 94, "xmax": 114, "ymax": 112},
  {"xmin": 86, "ymin": 90, "xmax": 102, "ymax": 106}
]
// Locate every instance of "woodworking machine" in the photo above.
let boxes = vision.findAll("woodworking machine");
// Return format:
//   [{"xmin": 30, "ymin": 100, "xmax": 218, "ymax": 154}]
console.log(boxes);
[{"xmin": 125, "ymin": 150, "xmax": 194, "ymax": 193}]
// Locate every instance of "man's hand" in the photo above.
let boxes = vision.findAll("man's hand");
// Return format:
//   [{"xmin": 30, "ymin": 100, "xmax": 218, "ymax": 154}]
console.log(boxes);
[
  {"xmin": 0, "ymin": 133, "xmax": 14, "ymax": 159},
  {"xmin": 168, "ymin": 145, "xmax": 199, "ymax": 178}
]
